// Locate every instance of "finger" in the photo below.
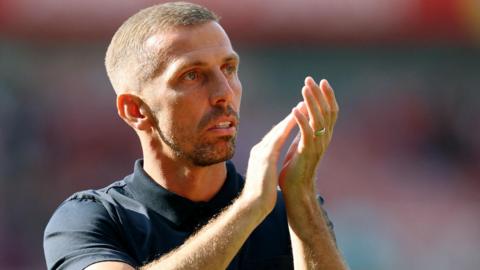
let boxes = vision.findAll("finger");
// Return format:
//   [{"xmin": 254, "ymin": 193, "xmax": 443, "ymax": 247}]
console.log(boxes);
[
  {"xmin": 283, "ymin": 102, "xmax": 304, "ymax": 161},
  {"xmin": 320, "ymin": 79, "xmax": 338, "ymax": 111},
  {"xmin": 302, "ymin": 85, "xmax": 325, "ymax": 132},
  {"xmin": 292, "ymin": 107, "xmax": 313, "ymax": 151},
  {"xmin": 320, "ymin": 79, "xmax": 339, "ymax": 126},
  {"xmin": 297, "ymin": 100, "xmax": 309, "ymax": 118},
  {"xmin": 306, "ymin": 77, "xmax": 331, "ymax": 124},
  {"xmin": 260, "ymin": 110, "xmax": 297, "ymax": 157},
  {"xmin": 283, "ymin": 132, "xmax": 300, "ymax": 164}
]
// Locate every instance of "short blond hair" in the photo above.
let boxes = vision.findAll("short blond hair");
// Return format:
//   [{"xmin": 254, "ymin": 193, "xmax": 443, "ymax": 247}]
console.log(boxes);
[{"xmin": 105, "ymin": 2, "xmax": 219, "ymax": 94}]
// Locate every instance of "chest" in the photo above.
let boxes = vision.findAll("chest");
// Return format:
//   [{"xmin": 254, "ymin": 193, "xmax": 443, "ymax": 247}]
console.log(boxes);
[{"xmin": 117, "ymin": 205, "xmax": 294, "ymax": 270}]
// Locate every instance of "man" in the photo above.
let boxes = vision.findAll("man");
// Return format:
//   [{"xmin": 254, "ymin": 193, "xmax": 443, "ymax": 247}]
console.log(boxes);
[{"xmin": 44, "ymin": 2, "xmax": 347, "ymax": 270}]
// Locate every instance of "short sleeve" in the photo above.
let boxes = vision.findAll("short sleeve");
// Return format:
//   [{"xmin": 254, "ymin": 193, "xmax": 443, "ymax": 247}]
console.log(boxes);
[{"xmin": 43, "ymin": 195, "xmax": 136, "ymax": 270}]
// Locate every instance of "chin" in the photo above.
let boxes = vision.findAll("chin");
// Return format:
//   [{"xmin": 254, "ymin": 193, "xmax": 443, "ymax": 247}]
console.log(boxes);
[{"xmin": 191, "ymin": 138, "xmax": 236, "ymax": 167}]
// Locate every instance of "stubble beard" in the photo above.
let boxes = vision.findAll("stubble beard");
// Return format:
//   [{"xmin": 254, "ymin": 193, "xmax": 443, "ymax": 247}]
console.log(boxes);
[
  {"xmin": 158, "ymin": 128, "xmax": 236, "ymax": 167},
  {"xmin": 154, "ymin": 107, "xmax": 239, "ymax": 167}
]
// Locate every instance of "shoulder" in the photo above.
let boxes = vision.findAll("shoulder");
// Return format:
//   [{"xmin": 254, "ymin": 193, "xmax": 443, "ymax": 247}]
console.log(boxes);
[
  {"xmin": 45, "ymin": 178, "xmax": 132, "ymax": 239},
  {"xmin": 45, "ymin": 189, "xmax": 117, "ymax": 233},
  {"xmin": 52, "ymin": 180, "xmax": 127, "ymax": 220},
  {"xmin": 44, "ymin": 181, "xmax": 137, "ymax": 270}
]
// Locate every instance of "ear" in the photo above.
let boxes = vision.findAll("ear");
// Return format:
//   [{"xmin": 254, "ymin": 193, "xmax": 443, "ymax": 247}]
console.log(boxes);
[{"xmin": 116, "ymin": 94, "xmax": 152, "ymax": 131}]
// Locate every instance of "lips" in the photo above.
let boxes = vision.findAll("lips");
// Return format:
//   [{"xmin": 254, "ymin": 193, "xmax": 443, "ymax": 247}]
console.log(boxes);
[
  {"xmin": 214, "ymin": 121, "xmax": 232, "ymax": 129},
  {"xmin": 207, "ymin": 117, "xmax": 237, "ymax": 130},
  {"xmin": 205, "ymin": 116, "xmax": 238, "ymax": 134},
  {"xmin": 200, "ymin": 106, "xmax": 239, "ymax": 133}
]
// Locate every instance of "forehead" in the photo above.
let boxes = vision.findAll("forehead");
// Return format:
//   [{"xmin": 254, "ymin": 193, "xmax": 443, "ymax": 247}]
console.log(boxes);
[{"xmin": 145, "ymin": 22, "xmax": 236, "ymax": 72}]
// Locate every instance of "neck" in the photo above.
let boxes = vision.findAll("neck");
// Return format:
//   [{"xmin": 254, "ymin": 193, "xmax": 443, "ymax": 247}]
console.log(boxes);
[{"xmin": 141, "ymin": 137, "xmax": 228, "ymax": 202}]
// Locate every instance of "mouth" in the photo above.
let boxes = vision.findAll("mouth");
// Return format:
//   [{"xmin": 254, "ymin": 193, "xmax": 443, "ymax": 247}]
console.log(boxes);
[
  {"xmin": 213, "ymin": 121, "xmax": 233, "ymax": 129},
  {"xmin": 206, "ymin": 118, "xmax": 238, "ymax": 136}
]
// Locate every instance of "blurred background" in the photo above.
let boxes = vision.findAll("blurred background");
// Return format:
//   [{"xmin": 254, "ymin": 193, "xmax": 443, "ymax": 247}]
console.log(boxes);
[{"xmin": 1, "ymin": 0, "xmax": 479, "ymax": 269}]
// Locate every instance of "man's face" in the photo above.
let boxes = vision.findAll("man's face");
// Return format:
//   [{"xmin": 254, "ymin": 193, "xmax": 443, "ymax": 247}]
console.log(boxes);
[{"xmin": 142, "ymin": 21, "xmax": 242, "ymax": 167}]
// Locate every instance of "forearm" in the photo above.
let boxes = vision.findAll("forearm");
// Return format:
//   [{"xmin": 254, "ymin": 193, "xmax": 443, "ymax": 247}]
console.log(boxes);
[
  {"xmin": 141, "ymin": 195, "xmax": 266, "ymax": 270},
  {"xmin": 142, "ymin": 111, "xmax": 299, "ymax": 270},
  {"xmin": 285, "ymin": 193, "xmax": 347, "ymax": 270}
]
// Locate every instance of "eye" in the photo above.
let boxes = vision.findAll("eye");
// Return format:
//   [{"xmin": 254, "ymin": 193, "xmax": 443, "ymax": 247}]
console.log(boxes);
[
  {"xmin": 183, "ymin": 70, "xmax": 198, "ymax": 81},
  {"xmin": 223, "ymin": 63, "xmax": 237, "ymax": 75}
]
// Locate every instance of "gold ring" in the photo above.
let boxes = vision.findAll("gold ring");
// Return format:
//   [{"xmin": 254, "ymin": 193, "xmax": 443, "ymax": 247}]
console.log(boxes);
[{"xmin": 314, "ymin": 128, "xmax": 327, "ymax": 137}]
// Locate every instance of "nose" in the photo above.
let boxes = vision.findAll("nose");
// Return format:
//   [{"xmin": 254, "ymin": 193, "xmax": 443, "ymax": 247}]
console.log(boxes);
[{"xmin": 209, "ymin": 70, "xmax": 234, "ymax": 108}]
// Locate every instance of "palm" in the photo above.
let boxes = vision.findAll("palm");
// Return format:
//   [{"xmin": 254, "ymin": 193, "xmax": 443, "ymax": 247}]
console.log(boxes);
[{"xmin": 279, "ymin": 132, "xmax": 320, "ymax": 193}]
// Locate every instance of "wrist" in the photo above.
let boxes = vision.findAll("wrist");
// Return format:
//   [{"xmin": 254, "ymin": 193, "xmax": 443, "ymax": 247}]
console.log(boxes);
[
  {"xmin": 236, "ymin": 192, "xmax": 272, "ymax": 223},
  {"xmin": 282, "ymin": 185, "xmax": 317, "ymax": 205},
  {"xmin": 283, "ymin": 190, "xmax": 323, "ymax": 239}
]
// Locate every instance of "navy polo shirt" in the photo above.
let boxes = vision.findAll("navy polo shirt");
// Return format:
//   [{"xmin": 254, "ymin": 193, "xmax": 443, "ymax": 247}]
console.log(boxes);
[{"xmin": 44, "ymin": 160, "xmax": 334, "ymax": 270}]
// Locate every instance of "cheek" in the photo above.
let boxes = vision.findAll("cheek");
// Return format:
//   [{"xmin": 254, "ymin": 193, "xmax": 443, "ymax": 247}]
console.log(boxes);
[
  {"xmin": 166, "ymin": 95, "xmax": 205, "ymax": 125},
  {"xmin": 233, "ymin": 79, "xmax": 243, "ymax": 109},
  {"xmin": 150, "ymin": 97, "xmax": 180, "ymax": 132}
]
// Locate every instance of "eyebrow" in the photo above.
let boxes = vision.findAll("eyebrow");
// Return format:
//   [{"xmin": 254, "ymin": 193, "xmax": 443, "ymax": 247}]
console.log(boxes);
[{"xmin": 170, "ymin": 52, "xmax": 240, "ymax": 75}]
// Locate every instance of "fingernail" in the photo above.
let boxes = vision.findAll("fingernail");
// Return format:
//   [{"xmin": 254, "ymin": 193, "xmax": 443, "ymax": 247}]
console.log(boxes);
[
  {"xmin": 325, "ymin": 79, "xmax": 331, "ymax": 89},
  {"xmin": 305, "ymin": 76, "xmax": 313, "ymax": 84}
]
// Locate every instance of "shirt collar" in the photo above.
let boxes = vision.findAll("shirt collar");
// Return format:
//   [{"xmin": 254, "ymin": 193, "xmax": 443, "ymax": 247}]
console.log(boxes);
[{"xmin": 125, "ymin": 159, "xmax": 244, "ymax": 230}]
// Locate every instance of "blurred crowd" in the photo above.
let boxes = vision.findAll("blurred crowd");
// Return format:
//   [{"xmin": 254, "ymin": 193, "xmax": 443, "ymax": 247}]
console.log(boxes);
[{"xmin": 1, "ymin": 1, "xmax": 480, "ymax": 269}]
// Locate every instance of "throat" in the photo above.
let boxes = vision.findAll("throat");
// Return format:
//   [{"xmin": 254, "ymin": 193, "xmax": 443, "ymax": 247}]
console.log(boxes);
[{"xmin": 144, "ymin": 158, "xmax": 228, "ymax": 202}]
